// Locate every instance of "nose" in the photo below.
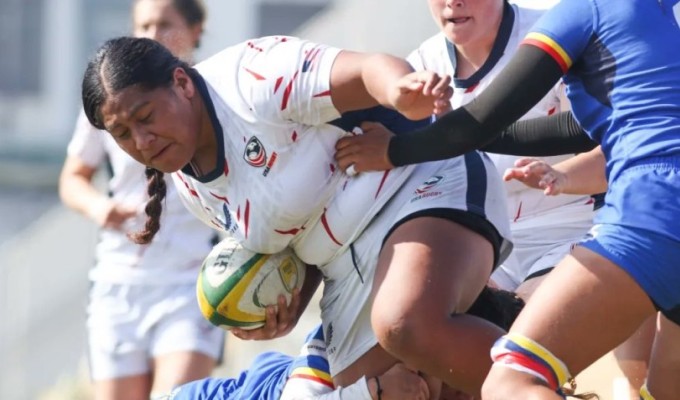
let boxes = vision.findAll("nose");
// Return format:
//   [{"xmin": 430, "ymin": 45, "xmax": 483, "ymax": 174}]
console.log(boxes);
[
  {"xmin": 447, "ymin": 0, "xmax": 464, "ymax": 8},
  {"xmin": 132, "ymin": 126, "xmax": 155, "ymax": 151}
]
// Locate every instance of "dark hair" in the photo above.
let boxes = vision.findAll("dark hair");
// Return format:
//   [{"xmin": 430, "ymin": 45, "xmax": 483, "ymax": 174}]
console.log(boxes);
[
  {"xmin": 82, "ymin": 37, "xmax": 190, "ymax": 244},
  {"xmin": 134, "ymin": 0, "xmax": 207, "ymax": 47},
  {"xmin": 465, "ymin": 286, "xmax": 525, "ymax": 331}
]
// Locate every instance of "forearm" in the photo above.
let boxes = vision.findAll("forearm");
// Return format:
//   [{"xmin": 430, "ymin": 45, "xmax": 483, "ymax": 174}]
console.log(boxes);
[
  {"xmin": 553, "ymin": 146, "xmax": 607, "ymax": 195},
  {"xmin": 388, "ymin": 45, "xmax": 565, "ymax": 166},
  {"xmin": 481, "ymin": 112, "xmax": 597, "ymax": 156},
  {"xmin": 58, "ymin": 160, "xmax": 109, "ymax": 222}
]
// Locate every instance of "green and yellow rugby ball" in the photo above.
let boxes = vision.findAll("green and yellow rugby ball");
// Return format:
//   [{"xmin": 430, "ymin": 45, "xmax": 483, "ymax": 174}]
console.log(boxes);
[{"xmin": 197, "ymin": 237, "xmax": 306, "ymax": 330}]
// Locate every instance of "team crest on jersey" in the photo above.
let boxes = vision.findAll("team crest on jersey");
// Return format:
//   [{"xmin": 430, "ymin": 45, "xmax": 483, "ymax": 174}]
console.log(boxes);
[{"xmin": 244, "ymin": 136, "xmax": 267, "ymax": 167}]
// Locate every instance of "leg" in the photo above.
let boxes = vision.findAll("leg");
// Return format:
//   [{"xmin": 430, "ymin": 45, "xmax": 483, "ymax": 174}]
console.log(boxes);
[
  {"xmin": 645, "ymin": 313, "xmax": 680, "ymax": 399},
  {"xmin": 371, "ymin": 217, "xmax": 502, "ymax": 396},
  {"xmin": 613, "ymin": 314, "xmax": 656, "ymax": 399},
  {"xmin": 151, "ymin": 351, "xmax": 218, "ymax": 394},
  {"xmin": 482, "ymin": 247, "xmax": 656, "ymax": 399},
  {"xmin": 93, "ymin": 374, "xmax": 151, "ymax": 400}
]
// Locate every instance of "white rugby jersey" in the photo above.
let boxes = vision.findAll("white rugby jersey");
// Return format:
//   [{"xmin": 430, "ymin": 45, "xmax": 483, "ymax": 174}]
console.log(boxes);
[
  {"xmin": 407, "ymin": 3, "xmax": 594, "ymax": 222},
  {"xmin": 67, "ymin": 112, "xmax": 217, "ymax": 284},
  {"xmin": 173, "ymin": 36, "xmax": 416, "ymax": 266}
]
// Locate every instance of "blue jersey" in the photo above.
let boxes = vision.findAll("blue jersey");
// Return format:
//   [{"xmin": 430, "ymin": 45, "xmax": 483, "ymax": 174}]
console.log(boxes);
[
  {"xmin": 167, "ymin": 325, "xmax": 333, "ymax": 400},
  {"xmin": 524, "ymin": 0, "xmax": 680, "ymax": 181}
]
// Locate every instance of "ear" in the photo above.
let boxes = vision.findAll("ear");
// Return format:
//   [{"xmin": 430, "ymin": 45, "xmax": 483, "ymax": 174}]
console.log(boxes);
[{"xmin": 173, "ymin": 67, "xmax": 195, "ymax": 99}]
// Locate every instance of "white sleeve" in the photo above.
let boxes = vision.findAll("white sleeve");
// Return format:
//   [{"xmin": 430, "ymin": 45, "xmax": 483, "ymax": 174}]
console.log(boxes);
[
  {"xmin": 66, "ymin": 110, "xmax": 107, "ymax": 168},
  {"xmin": 406, "ymin": 47, "xmax": 425, "ymax": 71},
  {"xmin": 238, "ymin": 36, "xmax": 342, "ymax": 126},
  {"xmin": 280, "ymin": 375, "xmax": 372, "ymax": 400}
]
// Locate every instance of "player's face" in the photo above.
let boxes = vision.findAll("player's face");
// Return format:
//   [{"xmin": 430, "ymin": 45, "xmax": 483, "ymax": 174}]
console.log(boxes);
[
  {"xmin": 99, "ymin": 68, "xmax": 201, "ymax": 173},
  {"xmin": 133, "ymin": 0, "xmax": 202, "ymax": 62},
  {"xmin": 428, "ymin": 0, "xmax": 504, "ymax": 48}
]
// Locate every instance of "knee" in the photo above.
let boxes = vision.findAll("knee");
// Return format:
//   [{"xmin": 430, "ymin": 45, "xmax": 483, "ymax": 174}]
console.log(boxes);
[{"xmin": 371, "ymin": 306, "xmax": 430, "ymax": 360}]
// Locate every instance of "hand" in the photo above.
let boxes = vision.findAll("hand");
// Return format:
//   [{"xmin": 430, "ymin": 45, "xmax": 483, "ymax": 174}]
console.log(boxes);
[
  {"xmin": 389, "ymin": 71, "xmax": 452, "ymax": 120},
  {"xmin": 89, "ymin": 198, "xmax": 137, "ymax": 230},
  {"xmin": 231, "ymin": 289, "xmax": 301, "ymax": 340},
  {"xmin": 371, "ymin": 363, "xmax": 430, "ymax": 400},
  {"xmin": 502, "ymin": 158, "xmax": 568, "ymax": 196},
  {"xmin": 335, "ymin": 122, "xmax": 395, "ymax": 174}
]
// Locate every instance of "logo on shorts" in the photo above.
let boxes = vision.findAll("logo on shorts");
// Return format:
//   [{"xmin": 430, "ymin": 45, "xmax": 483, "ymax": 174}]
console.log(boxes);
[
  {"xmin": 411, "ymin": 175, "xmax": 444, "ymax": 202},
  {"xmin": 581, "ymin": 224, "xmax": 602, "ymax": 244},
  {"xmin": 415, "ymin": 175, "xmax": 443, "ymax": 194},
  {"xmin": 244, "ymin": 136, "xmax": 267, "ymax": 167}
]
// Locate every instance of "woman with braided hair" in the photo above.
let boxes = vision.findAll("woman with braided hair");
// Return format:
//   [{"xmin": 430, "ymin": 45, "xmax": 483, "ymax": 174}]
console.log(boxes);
[{"xmin": 59, "ymin": 1, "xmax": 225, "ymax": 399}]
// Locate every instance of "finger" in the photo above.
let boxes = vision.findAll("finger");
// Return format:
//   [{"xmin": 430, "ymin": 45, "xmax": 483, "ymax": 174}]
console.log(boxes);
[
  {"xmin": 263, "ymin": 305, "xmax": 278, "ymax": 335},
  {"xmin": 399, "ymin": 79, "xmax": 425, "ymax": 93},
  {"xmin": 513, "ymin": 157, "xmax": 539, "ymax": 168},
  {"xmin": 503, "ymin": 168, "xmax": 526, "ymax": 182},
  {"xmin": 335, "ymin": 136, "xmax": 354, "ymax": 150},
  {"xmin": 360, "ymin": 121, "xmax": 381, "ymax": 132},
  {"xmin": 288, "ymin": 288, "xmax": 301, "ymax": 314},
  {"xmin": 276, "ymin": 294, "xmax": 290, "ymax": 326}
]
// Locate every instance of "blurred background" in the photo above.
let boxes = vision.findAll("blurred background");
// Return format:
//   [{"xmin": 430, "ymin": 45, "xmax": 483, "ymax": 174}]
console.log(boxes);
[{"xmin": 1, "ymin": 1, "xmax": 625, "ymax": 400}]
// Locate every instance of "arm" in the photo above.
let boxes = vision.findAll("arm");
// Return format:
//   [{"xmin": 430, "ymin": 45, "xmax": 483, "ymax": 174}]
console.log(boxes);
[
  {"xmin": 388, "ymin": 45, "xmax": 565, "ymax": 166},
  {"xmin": 329, "ymin": 51, "xmax": 452, "ymax": 120},
  {"xmin": 503, "ymin": 146, "xmax": 607, "ymax": 196},
  {"xmin": 479, "ymin": 111, "xmax": 597, "ymax": 156},
  {"xmin": 59, "ymin": 157, "xmax": 136, "ymax": 230}
]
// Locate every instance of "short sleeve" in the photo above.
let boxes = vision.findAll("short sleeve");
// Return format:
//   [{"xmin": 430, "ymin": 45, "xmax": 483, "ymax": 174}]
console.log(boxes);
[
  {"xmin": 522, "ymin": 0, "xmax": 595, "ymax": 73},
  {"xmin": 239, "ymin": 36, "xmax": 342, "ymax": 126},
  {"xmin": 66, "ymin": 110, "xmax": 107, "ymax": 168}
]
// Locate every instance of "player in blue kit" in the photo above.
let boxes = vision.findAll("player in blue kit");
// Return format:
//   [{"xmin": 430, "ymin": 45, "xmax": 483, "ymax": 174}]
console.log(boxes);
[{"xmin": 335, "ymin": 1, "xmax": 680, "ymax": 399}]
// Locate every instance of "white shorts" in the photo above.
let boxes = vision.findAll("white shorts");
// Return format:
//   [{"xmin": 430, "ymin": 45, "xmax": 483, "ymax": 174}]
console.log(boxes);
[
  {"xmin": 87, "ymin": 282, "xmax": 225, "ymax": 380},
  {"xmin": 491, "ymin": 204, "xmax": 595, "ymax": 291},
  {"xmin": 319, "ymin": 152, "xmax": 512, "ymax": 376}
]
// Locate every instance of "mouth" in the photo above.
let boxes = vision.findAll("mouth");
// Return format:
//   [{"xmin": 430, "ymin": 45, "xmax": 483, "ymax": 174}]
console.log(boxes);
[
  {"xmin": 447, "ymin": 16, "xmax": 471, "ymax": 24},
  {"xmin": 149, "ymin": 144, "xmax": 171, "ymax": 163}
]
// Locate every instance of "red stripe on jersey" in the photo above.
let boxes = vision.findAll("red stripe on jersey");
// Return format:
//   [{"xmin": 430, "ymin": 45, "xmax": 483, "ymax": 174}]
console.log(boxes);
[
  {"xmin": 329, "ymin": 164, "xmax": 336, "ymax": 174},
  {"xmin": 244, "ymin": 67, "xmax": 266, "ymax": 81},
  {"xmin": 320, "ymin": 209, "xmax": 343, "ymax": 246},
  {"xmin": 236, "ymin": 205, "xmax": 241, "ymax": 222},
  {"xmin": 274, "ymin": 228, "xmax": 301, "ymax": 235},
  {"xmin": 513, "ymin": 201, "xmax": 522, "ymax": 222},
  {"xmin": 210, "ymin": 192, "xmax": 229, "ymax": 204},
  {"xmin": 374, "ymin": 170, "xmax": 390, "ymax": 199},
  {"xmin": 244, "ymin": 200, "xmax": 251, "ymax": 239},
  {"xmin": 281, "ymin": 71, "xmax": 300, "ymax": 111},
  {"xmin": 548, "ymin": 106, "xmax": 557, "ymax": 116},
  {"xmin": 224, "ymin": 158, "xmax": 230, "ymax": 176},
  {"xmin": 288, "ymin": 373, "xmax": 335, "ymax": 389},
  {"xmin": 313, "ymin": 90, "xmax": 331, "ymax": 98},
  {"xmin": 175, "ymin": 173, "xmax": 199, "ymax": 197},
  {"xmin": 521, "ymin": 39, "xmax": 569, "ymax": 73},
  {"xmin": 291, "ymin": 130, "xmax": 298, "ymax": 142},
  {"xmin": 266, "ymin": 152, "xmax": 278, "ymax": 169},
  {"xmin": 274, "ymin": 76, "xmax": 284, "ymax": 93}
]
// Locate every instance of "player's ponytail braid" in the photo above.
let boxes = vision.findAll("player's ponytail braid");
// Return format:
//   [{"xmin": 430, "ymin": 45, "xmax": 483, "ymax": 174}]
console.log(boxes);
[{"xmin": 129, "ymin": 168, "xmax": 166, "ymax": 244}]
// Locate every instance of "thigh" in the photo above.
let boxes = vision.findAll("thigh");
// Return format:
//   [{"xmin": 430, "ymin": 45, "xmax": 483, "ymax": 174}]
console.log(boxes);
[
  {"xmin": 374, "ymin": 216, "xmax": 494, "ymax": 319},
  {"xmin": 511, "ymin": 246, "xmax": 656, "ymax": 377}
]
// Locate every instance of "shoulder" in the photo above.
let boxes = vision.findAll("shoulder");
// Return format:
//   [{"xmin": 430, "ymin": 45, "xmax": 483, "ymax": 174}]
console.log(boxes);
[{"xmin": 408, "ymin": 32, "xmax": 449, "ymax": 71}]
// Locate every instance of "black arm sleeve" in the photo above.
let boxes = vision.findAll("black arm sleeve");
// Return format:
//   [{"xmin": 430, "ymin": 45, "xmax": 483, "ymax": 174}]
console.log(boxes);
[
  {"xmin": 480, "ymin": 111, "xmax": 597, "ymax": 156},
  {"xmin": 388, "ymin": 45, "xmax": 569, "ymax": 166}
]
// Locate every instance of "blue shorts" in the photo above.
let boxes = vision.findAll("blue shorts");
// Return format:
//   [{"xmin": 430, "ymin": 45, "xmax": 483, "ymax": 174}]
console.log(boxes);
[{"xmin": 582, "ymin": 157, "xmax": 680, "ymax": 324}]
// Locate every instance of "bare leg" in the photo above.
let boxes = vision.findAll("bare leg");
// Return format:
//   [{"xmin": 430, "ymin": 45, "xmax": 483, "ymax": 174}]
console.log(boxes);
[
  {"xmin": 94, "ymin": 374, "xmax": 151, "ymax": 400},
  {"xmin": 613, "ymin": 315, "xmax": 656, "ymax": 399},
  {"xmin": 482, "ymin": 247, "xmax": 656, "ymax": 399},
  {"xmin": 371, "ymin": 217, "xmax": 501, "ymax": 396},
  {"xmin": 151, "ymin": 351, "xmax": 217, "ymax": 394},
  {"xmin": 646, "ymin": 313, "xmax": 680, "ymax": 400}
]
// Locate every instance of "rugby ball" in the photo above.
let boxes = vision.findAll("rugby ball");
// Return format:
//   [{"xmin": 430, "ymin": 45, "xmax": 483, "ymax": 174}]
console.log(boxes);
[{"xmin": 196, "ymin": 237, "xmax": 306, "ymax": 330}]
